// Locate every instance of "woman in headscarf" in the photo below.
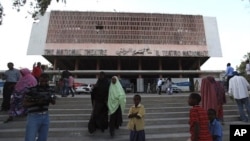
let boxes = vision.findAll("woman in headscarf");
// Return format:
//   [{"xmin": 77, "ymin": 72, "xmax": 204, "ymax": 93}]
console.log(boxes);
[
  {"xmin": 4, "ymin": 68, "xmax": 37, "ymax": 123},
  {"xmin": 108, "ymin": 76, "xmax": 126, "ymax": 137},
  {"xmin": 88, "ymin": 71, "xmax": 110, "ymax": 133},
  {"xmin": 200, "ymin": 76, "xmax": 226, "ymax": 124}
]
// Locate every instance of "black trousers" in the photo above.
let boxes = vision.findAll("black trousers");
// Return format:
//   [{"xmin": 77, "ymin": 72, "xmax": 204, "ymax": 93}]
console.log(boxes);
[
  {"xmin": 1, "ymin": 82, "xmax": 16, "ymax": 111},
  {"xmin": 158, "ymin": 86, "xmax": 162, "ymax": 94}
]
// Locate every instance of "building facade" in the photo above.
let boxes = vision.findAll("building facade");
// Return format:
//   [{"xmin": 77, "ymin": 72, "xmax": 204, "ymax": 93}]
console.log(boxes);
[{"xmin": 27, "ymin": 11, "xmax": 222, "ymax": 80}]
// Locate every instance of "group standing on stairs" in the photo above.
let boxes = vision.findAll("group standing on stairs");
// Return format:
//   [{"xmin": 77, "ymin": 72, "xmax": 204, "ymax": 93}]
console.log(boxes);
[
  {"xmin": 88, "ymin": 72, "xmax": 146, "ymax": 141},
  {"xmin": 1, "ymin": 62, "xmax": 56, "ymax": 141},
  {"xmin": 2, "ymin": 62, "xmax": 250, "ymax": 141}
]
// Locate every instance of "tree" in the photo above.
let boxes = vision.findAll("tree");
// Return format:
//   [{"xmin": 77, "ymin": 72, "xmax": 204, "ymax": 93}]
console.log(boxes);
[
  {"xmin": 0, "ymin": 0, "xmax": 66, "ymax": 25},
  {"xmin": 0, "ymin": 3, "xmax": 3, "ymax": 25},
  {"xmin": 236, "ymin": 52, "xmax": 250, "ymax": 82}
]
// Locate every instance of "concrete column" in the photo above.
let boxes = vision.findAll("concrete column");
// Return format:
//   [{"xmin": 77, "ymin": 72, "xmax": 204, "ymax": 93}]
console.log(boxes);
[
  {"xmin": 53, "ymin": 58, "xmax": 57, "ymax": 70},
  {"xmin": 75, "ymin": 59, "xmax": 79, "ymax": 70},
  {"xmin": 197, "ymin": 59, "xmax": 201, "ymax": 70},
  {"xmin": 117, "ymin": 58, "xmax": 121, "ymax": 77},
  {"xmin": 138, "ymin": 58, "xmax": 142, "ymax": 78},
  {"xmin": 74, "ymin": 59, "xmax": 79, "ymax": 78},
  {"xmin": 158, "ymin": 59, "xmax": 162, "ymax": 78},
  {"xmin": 96, "ymin": 59, "xmax": 100, "ymax": 78},
  {"xmin": 178, "ymin": 59, "xmax": 183, "ymax": 78}
]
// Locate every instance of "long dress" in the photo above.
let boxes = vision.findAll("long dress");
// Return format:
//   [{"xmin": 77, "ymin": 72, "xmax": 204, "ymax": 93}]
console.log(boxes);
[
  {"xmin": 214, "ymin": 81, "xmax": 226, "ymax": 121},
  {"xmin": 201, "ymin": 76, "xmax": 226, "ymax": 121},
  {"xmin": 88, "ymin": 75, "xmax": 110, "ymax": 133},
  {"xmin": 108, "ymin": 76, "xmax": 126, "ymax": 136},
  {"xmin": 8, "ymin": 68, "xmax": 37, "ymax": 118}
]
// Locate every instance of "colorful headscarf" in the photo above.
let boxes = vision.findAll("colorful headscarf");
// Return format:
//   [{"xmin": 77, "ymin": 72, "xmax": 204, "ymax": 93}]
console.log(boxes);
[
  {"xmin": 15, "ymin": 68, "xmax": 37, "ymax": 92},
  {"xmin": 108, "ymin": 76, "xmax": 126, "ymax": 115}
]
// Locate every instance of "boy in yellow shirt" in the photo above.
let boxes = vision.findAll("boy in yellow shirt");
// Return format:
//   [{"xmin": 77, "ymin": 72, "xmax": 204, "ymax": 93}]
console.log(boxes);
[{"xmin": 127, "ymin": 94, "xmax": 145, "ymax": 141}]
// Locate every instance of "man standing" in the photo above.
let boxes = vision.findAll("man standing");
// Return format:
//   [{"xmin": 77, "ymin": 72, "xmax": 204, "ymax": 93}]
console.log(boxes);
[
  {"xmin": 228, "ymin": 71, "xmax": 250, "ymax": 122},
  {"xmin": 32, "ymin": 62, "xmax": 42, "ymax": 82},
  {"xmin": 24, "ymin": 73, "xmax": 56, "ymax": 141},
  {"xmin": 157, "ymin": 78, "xmax": 163, "ymax": 95},
  {"xmin": 224, "ymin": 63, "xmax": 234, "ymax": 90},
  {"xmin": 1, "ymin": 62, "xmax": 20, "ymax": 111}
]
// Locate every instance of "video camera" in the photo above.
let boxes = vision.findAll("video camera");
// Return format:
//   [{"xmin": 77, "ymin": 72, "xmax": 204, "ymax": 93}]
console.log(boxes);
[{"xmin": 25, "ymin": 87, "xmax": 56, "ymax": 103}]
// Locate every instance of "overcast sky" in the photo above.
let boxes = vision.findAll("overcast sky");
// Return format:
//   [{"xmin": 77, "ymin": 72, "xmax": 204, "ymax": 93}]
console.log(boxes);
[{"xmin": 0, "ymin": 0, "xmax": 250, "ymax": 70}]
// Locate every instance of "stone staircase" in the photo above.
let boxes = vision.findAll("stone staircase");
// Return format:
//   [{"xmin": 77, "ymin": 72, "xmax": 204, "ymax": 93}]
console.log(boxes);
[{"xmin": 0, "ymin": 93, "xmax": 247, "ymax": 141}]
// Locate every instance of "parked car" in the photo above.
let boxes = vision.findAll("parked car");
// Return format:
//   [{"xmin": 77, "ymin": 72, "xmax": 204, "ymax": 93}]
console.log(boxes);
[
  {"xmin": 74, "ymin": 84, "xmax": 93, "ymax": 94},
  {"xmin": 160, "ymin": 83, "xmax": 182, "ymax": 93},
  {"xmin": 171, "ymin": 86, "xmax": 182, "ymax": 93},
  {"xmin": 119, "ymin": 79, "xmax": 133, "ymax": 93}
]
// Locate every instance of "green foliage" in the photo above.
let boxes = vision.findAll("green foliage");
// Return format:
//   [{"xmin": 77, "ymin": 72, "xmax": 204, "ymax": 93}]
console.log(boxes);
[
  {"xmin": 0, "ymin": 3, "xmax": 3, "ymax": 25},
  {"xmin": 37, "ymin": 0, "xmax": 52, "ymax": 15},
  {"xmin": 236, "ymin": 52, "xmax": 250, "ymax": 82},
  {"xmin": 28, "ymin": 0, "xmax": 66, "ymax": 19},
  {"xmin": 0, "ymin": 0, "xmax": 66, "ymax": 24}
]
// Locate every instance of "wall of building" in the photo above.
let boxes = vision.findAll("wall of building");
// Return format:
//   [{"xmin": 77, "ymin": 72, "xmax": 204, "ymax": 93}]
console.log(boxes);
[
  {"xmin": 27, "ymin": 13, "xmax": 50, "ymax": 55},
  {"xmin": 203, "ymin": 17, "xmax": 222, "ymax": 57},
  {"xmin": 27, "ymin": 11, "xmax": 222, "ymax": 58}
]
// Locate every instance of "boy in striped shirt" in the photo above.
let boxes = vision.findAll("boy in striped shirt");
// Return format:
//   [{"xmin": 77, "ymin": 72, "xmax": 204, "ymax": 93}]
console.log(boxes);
[{"xmin": 188, "ymin": 93, "xmax": 212, "ymax": 141}]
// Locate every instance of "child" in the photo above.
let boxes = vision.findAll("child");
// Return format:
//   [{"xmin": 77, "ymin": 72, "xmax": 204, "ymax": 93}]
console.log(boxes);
[
  {"xmin": 207, "ymin": 108, "xmax": 223, "ymax": 141},
  {"xmin": 127, "ymin": 94, "xmax": 145, "ymax": 141},
  {"xmin": 188, "ymin": 93, "xmax": 212, "ymax": 141}
]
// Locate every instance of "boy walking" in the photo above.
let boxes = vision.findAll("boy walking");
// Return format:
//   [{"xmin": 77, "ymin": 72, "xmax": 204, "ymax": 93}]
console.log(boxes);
[
  {"xmin": 208, "ymin": 108, "xmax": 223, "ymax": 141},
  {"xmin": 188, "ymin": 93, "xmax": 212, "ymax": 141}
]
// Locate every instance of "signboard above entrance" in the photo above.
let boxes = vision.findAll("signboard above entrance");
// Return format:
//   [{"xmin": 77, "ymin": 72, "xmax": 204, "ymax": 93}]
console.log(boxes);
[{"xmin": 44, "ymin": 48, "xmax": 208, "ymax": 57}]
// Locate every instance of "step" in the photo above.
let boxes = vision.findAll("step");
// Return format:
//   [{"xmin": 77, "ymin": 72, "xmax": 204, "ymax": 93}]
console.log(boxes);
[
  {"xmin": 0, "ymin": 115, "xmax": 240, "ymax": 132},
  {"xmin": 0, "ymin": 93, "xmax": 242, "ymax": 141}
]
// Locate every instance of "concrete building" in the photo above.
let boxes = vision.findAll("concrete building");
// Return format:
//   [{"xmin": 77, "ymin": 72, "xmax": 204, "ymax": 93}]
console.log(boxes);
[{"xmin": 27, "ymin": 11, "xmax": 222, "ymax": 91}]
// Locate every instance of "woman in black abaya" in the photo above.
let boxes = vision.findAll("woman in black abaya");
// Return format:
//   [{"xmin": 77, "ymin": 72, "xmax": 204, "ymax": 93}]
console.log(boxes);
[{"xmin": 88, "ymin": 71, "xmax": 110, "ymax": 133}]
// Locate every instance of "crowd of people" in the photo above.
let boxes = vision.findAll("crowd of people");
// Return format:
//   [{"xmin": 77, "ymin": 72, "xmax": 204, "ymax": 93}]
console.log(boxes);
[
  {"xmin": 1, "ymin": 60, "xmax": 250, "ymax": 141},
  {"xmin": 156, "ymin": 77, "xmax": 173, "ymax": 95},
  {"xmin": 0, "ymin": 62, "xmax": 56, "ymax": 141}
]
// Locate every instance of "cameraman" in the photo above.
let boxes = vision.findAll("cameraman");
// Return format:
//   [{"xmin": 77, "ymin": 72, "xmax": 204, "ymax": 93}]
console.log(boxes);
[{"xmin": 23, "ymin": 73, "xmax": 56, "ymax": 141}]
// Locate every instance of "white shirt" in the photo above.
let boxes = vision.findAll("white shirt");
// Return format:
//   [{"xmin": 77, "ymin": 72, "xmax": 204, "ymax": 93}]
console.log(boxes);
[
  {"xmin": 246, "ymin": 63, "xmax": 250, "ymax": 75},
  {"xmin": 157, "ymin": 79, "xmax": 162, "ymax": 86},
  {"xmin": 228, "ymin": 76, "xmax": 250, "ymax": 99}
]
